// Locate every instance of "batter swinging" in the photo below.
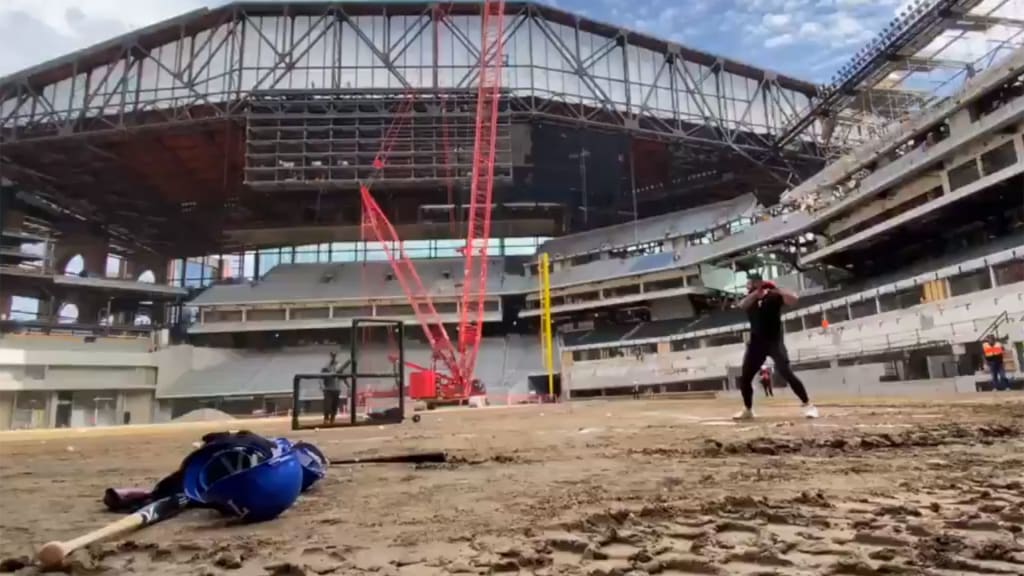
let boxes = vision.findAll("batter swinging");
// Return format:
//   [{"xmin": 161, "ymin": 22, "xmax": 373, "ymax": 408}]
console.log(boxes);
[{"xmin": 734, "ymin": 273, "xmax": 819, "ymax": 420}]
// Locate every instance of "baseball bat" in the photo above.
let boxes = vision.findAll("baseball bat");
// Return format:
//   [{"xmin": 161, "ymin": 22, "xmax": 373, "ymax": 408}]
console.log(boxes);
[
  {"xmin": 37, "ymin": 493, "xmax": 188, "ymax": 569},
  {"xmin": 328, "ymin": 451, "xmax": 447, "ymax": 465}
]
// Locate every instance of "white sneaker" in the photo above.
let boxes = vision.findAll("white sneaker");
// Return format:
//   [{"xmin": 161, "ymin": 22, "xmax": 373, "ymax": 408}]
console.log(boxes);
[
  {"xmin": 732, "ymin": 408, "xmax": 755, "ymax": 421},
  {"xmin": 802, "ymin": 404, "xmax": 820, "ymax": 419}
]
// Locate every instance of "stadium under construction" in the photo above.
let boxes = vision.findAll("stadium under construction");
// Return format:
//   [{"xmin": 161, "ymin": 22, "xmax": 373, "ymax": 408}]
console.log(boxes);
[{"xmin": 0, "ymin": 0, "xmax": 1023, "ymax": 428}]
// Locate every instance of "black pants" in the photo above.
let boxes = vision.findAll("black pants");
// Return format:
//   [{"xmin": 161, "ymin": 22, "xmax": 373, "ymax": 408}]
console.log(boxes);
[
  {"xmin": 323, "ymin": 389, "xmax": 341, "ymax": 423},
  {"xmin": 761, "ymin": 379, "xmax": 773, "ymax": 397},
  {"xmin": 987, "ymin": 359, "xmax": 1010, "ymax": 391},
  {"xmin": 740, "ymin": 340, "xmax": 808, "ymax": 410}
]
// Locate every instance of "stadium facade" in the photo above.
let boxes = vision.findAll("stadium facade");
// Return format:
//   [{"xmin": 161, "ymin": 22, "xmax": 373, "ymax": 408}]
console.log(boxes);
[{"xmin": 1, "ymin": 0, "xmax": 1022, "ymax": 428}]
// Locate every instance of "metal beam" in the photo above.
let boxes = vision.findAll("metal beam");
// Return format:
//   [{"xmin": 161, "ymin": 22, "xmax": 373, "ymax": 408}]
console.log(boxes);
[{"xmin": 950, "ymin": 13, "xmax": 1024, "ymax": 32}]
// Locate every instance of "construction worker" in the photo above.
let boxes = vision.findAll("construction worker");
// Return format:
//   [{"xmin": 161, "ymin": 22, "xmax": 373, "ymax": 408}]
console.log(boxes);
[{"xmin": 982, "ymin": 334, "xmax": 1010, "ymax": 391}]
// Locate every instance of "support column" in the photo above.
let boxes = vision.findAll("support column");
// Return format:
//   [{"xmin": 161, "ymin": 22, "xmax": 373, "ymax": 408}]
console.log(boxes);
[
  {"xmin": 48, "ymin": 392, "xmax": 58, "ymax": 428},
  {"xmin": 0, "ymin": 293, "xmax": 11, "ymax": 321},
  {"xmin": 560, "ymin": 350, "xmax": 574, "ymax": 400},
  {"xmin": 0, "ymin": 392, "xmax": 14, "ymax": 430}
]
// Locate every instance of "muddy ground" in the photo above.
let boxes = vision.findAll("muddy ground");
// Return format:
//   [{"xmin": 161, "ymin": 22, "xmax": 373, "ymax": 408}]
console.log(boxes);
[{"xmin": 2, "ymin": 395, "xmax": 1024, "ymax": 575}]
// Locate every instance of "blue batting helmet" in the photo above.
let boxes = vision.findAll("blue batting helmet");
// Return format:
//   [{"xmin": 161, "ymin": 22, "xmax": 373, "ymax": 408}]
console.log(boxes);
[
  {"xmin": 203, "ymin": 451, "xmax": 304, "ymax": 522},
  {"xmin": 181, "ymin": 440, "xmax": 275, "ymax": 504}
]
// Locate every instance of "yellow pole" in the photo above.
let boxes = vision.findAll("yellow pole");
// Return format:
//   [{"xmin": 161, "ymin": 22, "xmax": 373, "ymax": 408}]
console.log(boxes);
[{"xmin": 539, "ymin": 253, "xmax": 555, "ymax": 399}]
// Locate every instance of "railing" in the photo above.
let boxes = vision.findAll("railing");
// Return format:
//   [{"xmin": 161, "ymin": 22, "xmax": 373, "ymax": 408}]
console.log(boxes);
[
  {"xmin": 571, "ymin": 312, "xmax": 1013, "ymax": 381},
  {"xmin": 976, "ymin": 310, "xmax": 1010, "ymax": 341},
  {"xmin": 0, "ymin": 320, "xmax": 154, "ymax": 339}
]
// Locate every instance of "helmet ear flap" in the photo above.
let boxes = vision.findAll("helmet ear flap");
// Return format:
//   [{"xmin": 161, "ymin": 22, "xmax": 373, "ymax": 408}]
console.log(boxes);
[{"xmin": 293, "ymin": 441, "xmax": 329, "ymax": 492}]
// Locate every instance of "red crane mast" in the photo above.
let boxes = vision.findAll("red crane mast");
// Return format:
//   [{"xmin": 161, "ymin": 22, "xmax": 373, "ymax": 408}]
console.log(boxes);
[
  {"xmin": 359, "ymin": 0, "xmax": 508, "ymax": 399},
  {"xmin": 456, "ymin": 0, "xmax": 507, "ymax": 396}
]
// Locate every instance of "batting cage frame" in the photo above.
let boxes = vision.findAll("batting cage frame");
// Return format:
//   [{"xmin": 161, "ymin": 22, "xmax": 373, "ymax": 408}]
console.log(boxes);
[{"xmin": 291, "ymin": 318, "xmax": 405, "ymax": 431}]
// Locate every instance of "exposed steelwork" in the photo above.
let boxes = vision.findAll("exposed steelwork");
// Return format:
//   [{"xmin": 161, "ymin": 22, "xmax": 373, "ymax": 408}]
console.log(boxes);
[
  {"xmin": 0, "ymin": 2, "xmax": 821, "ymax": 153},
  {"xmin": 778, "ymin": 0, "xmax": 1024, "ymax": 152},
  {"xmin": 0, "ymin": 1, "xmax": 841, "ymax": 255}
]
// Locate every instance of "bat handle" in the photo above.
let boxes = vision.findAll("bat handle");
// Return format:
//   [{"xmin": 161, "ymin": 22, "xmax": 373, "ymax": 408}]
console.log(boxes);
[{"xmin": 38, "ymin": 514, "xmax": 145, "ymax": 568}]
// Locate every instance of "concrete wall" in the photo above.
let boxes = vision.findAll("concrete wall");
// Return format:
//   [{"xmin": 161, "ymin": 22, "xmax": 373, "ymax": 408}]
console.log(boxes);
[
  {"xmin": 0, "ymin": 363, "xmax": 156, "ymax": 392},
  {"xmin": 0, "ymin": 347, "xmax": 154, "ymax": 372},
  {"xmin": 45, "ymin": 366, "xmax": 155, "ymax": 390},
  {"xmin": 723, "ymin": 373, "xmax": 964, "ymax": 400},
  {"xmin": 123, "ymin": 390, "xmax": 154, "ymax": 425},
  {"xmin": 0, "ymin": 334, "xmax": 164, "ymax": 428}
]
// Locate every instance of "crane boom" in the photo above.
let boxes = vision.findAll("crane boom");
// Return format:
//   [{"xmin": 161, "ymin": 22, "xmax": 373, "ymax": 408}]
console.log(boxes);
[
  {"xmin": 359, "ymin": 186, "xmax": 461, "ymax": 382},
  {"xmin": 456, "ymin": 0, "xmax": 507, "ymax": 396}
]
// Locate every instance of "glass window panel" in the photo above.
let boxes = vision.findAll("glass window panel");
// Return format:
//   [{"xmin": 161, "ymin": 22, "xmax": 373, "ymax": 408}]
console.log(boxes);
[{"xmin": 504, "ymin": 246, "xmax": 537, "ymax": 256}]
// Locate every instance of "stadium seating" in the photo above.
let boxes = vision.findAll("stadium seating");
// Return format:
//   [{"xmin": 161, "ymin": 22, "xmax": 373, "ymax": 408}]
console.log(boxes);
[
  {"xmin": 566, "ymin": 281, "xmax": 1023, "ymax": 392},
  {"xmin": 159, "ymin": 347, "xmax": 332, "ymax": 398},
  {"xmin": 539, "ymin": 194, "xmax": 757, "ymax": 260},
  {"xmin": 563, "ymin": 236, "xmax": 1024, "ymax": 351},
  {"xmin": 563, "ymin": 234, "xmax": 1024, "ymax": 394},
  {"xmin": 192, "ymin": 258, "xmax": 516, "ymax": 306},
  {"xmin": 784, "ymin": 45, "xmax": 1024, "ymax": 209},
  {"xmin": 545, "ymin": 211, "xmax": 816, "ymax": 291}
]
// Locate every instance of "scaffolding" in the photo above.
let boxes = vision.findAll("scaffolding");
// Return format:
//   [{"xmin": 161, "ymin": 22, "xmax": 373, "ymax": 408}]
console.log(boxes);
[{"xmin": 244, "ymin": 90, "xmax": 512, "ymax": 190}]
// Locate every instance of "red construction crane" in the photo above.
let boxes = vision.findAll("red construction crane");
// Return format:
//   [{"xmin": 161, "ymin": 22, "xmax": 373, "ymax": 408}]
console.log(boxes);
[
  {"xmin": 359, "ymin": 0, "xmax": 507, "ymax": 402},
  {"xmin": 456, "ymin": 0, "xmax": 506, "ymax": 398}
]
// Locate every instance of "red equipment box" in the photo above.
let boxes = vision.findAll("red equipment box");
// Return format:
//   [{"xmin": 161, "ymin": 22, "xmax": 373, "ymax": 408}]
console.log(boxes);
[{"xmin": 409, "ymin": 370, "xmax": 437, "ymax": 400}]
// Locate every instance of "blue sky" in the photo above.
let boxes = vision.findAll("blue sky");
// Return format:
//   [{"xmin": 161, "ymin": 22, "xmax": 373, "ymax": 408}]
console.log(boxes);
[
  {"xmin": 550, "ymin": 0, "xmax": 907, "ymax": 81},
  {"xmin": 0, "ymin": 0, "xmax": 908, "ymax": 81}
]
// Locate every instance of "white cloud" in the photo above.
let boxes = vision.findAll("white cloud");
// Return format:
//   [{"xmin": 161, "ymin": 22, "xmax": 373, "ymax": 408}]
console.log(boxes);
[
  {"xmin": 830, "ymin": 11, "xmax": 873, "ymax": 45},
  {"xmin": 2, "ymin": 0, "xmax": 202, "ymax": 37},
  {"xmin": 798, "ymin": 21, "xmax": 825, "ymax": 36},
  {"xmin": 762, "ymin": 13, "xmax": 792, "ymax": 28},
  {"xmin": 765, "ymin": 33, "xmax": 796, "ymax": 47},
  {"xmin": 0, "ymin": 0, "xmax": 206, "ymax": 76}
]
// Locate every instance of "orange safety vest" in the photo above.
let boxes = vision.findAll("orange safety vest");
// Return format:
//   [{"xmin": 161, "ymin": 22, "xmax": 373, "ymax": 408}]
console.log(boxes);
[{"xmin": 983, "ymin": 342, "xmax": 1004, "ymax": 359}]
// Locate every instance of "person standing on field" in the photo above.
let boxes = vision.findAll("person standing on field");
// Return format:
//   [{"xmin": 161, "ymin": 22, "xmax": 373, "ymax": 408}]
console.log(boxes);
[
  {"xmin": 734, "ymin": 273, "xmax": 818, "ymax": 420},
  {"xmin": 321, "ymin": 351, "xmax": 343, "ymax": 425},
  {"xmin": 759, "ymin": 365, "xmax": 774, "ymax": 398},
  {"xmin": 982, "ymin": 334, "xmax": 1010, "ymax": 391}
]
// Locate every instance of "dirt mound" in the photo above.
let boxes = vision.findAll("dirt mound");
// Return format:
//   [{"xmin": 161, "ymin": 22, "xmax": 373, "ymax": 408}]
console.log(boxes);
[
  {"xmin": 172, "ymin": 408, "xmax": 236, "ymax": 423},
  {"xmin": 698, "ymin": 423, "xmax": 1021, "ymax": 457}
]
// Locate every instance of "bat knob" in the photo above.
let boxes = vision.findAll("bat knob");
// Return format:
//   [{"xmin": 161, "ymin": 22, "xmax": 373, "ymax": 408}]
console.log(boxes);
[{"xmin": 37, "ymin": 541, "xmax": 67, "ymax": 568}]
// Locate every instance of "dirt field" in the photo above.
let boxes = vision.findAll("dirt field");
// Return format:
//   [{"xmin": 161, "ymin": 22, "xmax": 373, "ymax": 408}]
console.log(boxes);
[{"xmin": 2, "ymin": 395, "xmax": 1024, "ymax": 575}]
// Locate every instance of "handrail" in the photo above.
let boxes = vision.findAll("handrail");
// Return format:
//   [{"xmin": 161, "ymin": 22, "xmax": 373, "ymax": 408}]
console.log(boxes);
[{"xmin": 976, "ymin": 310, "xmax": 1009, "ymax": 341}]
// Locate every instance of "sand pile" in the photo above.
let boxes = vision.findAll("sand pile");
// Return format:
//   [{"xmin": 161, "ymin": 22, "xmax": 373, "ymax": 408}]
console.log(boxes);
[{"xmin": 172, "ymin": 408, "xmax": 236, "ymax": 423}]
